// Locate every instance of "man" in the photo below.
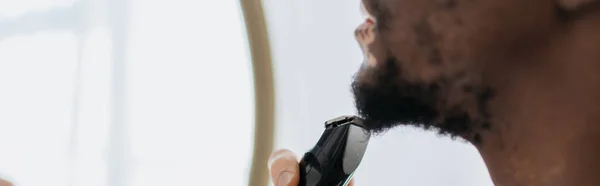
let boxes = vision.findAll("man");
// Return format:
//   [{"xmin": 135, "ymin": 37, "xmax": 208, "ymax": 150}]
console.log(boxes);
[{"xmin": 269, "ymin": 0, "xmax": 600, "ymax": 185}]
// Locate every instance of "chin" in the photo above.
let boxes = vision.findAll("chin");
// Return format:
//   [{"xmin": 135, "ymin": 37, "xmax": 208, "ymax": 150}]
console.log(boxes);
[
  {"xmin": 351, "ymin": 56, "xmax": 485, "ymax": 141},
  {"xmin": 351, "ymin": 57, "xmax": 440, "ymax": 134}
]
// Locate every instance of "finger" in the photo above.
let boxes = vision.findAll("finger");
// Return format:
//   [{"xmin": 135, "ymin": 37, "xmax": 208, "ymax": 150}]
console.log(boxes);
[
  {"xmin": 0, "ymin": 178, "xmax": 13, "ymax": 186},
  {"xmin": 348, "ymin": 179, "xmax": 355, "ymax": 186},
  {"xmin": 268, "ymin": 149, "xmax": 300, "ymax": 186}
]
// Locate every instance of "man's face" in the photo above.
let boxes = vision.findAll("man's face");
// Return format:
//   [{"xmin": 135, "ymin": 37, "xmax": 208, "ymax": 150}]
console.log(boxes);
[{"xmin": 352, "ymin": 0, "xmax": 559, "ymax": 140}]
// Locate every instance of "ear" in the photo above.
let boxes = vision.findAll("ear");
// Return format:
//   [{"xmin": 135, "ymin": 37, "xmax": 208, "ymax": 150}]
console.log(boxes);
[{"xmin": 557, "ymin": 0, "xmax": 597, "ymax": 11}]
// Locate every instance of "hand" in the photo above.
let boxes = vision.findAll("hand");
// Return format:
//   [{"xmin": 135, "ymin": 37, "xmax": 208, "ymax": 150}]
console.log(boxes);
[
  {"xmin": 0, "ymin": 178, "xmax": 12, "ymax": 186},
  {"xmin": 268, "ymin": 149, "xmax": 355, "ymax": 186}
]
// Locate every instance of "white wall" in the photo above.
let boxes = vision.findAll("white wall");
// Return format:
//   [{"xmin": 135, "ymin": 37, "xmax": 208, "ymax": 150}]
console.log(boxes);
[
  {"xmin": 0, "ymin": 1, "xmax": 255, "ymax": 186},
  {"xmin": 262, "ymin": 0, "xmax": 495, "ymax": 185}
]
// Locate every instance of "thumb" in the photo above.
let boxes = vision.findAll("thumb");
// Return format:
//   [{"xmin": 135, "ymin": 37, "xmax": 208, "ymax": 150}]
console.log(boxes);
[
  {"xmin": 0, "ymin": 178, "xmax": 13, "ymax": 186},
  {"xmin": 348, "ymin": 179, "xmax": 356, "ymax": 186},
  {"xmin": 268, "ymin": 149, "xmax": 300, "ymax": 186}
]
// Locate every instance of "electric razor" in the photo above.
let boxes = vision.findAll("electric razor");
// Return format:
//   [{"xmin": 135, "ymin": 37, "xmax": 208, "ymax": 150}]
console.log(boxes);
[{"xmin": 298, "ymin": 115, "xmax": 371, "ymax": 186}]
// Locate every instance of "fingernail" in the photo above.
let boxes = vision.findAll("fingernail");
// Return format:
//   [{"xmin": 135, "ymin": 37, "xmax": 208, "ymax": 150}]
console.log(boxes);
[{"xmin": 276, "ymin": 171, "xmax": 293, "ymax": 186}]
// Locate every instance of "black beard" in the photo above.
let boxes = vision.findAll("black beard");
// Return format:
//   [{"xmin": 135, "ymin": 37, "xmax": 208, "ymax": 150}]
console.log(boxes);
[
  {"xmin": 351, "ymin": 57, "xmax": 479, "ymax": 138},
  {"xmin": 352, "ymin": 57, "xmax": 439, "ymax": 133}
]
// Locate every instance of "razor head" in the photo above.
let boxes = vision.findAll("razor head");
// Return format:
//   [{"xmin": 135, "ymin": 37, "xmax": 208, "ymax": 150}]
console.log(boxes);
[
  {"xmin": 299, "ymin": 115, "xmax": 371, "ymax": 186},
  {"xmin": 324, "ymin": 115, "xmax": 365, "ymax": 128}
]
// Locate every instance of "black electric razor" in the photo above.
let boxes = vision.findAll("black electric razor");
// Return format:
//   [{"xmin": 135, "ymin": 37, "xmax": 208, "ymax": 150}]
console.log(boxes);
[{"xmin": 298, "ymin": 115, "xmax": 371, "ymax": 186}]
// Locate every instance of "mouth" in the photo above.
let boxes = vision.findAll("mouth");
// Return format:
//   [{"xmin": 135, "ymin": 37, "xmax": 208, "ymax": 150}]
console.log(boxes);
[{"xmin": 357, "ymin": 3, "xmax": 378, "ymax": 66}]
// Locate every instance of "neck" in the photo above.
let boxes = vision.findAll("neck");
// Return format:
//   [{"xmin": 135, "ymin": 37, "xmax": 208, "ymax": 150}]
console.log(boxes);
[{"xmin": 476, "ymin": 11, "xmax": 600, "ymax": 186}]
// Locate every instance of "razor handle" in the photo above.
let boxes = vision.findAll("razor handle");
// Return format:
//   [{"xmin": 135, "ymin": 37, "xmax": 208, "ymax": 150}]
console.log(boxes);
[{"xmin": 297, "ymin": 116, "xmax": 370, "ymax": 186}]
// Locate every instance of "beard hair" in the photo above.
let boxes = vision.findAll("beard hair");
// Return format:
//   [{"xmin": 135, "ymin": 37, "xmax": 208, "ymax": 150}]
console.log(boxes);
[
  {"xmin": 352, "ymin": 57, "xmax": 481, "ymax": 137},
  {"xmin": 351, "ymin": 57, "xmax": 440, "ymax": 134}
]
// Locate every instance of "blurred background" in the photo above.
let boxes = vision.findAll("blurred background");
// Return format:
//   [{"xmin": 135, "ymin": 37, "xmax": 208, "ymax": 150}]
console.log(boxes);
[{"xmin": 0, "ymin": 0, "xmax": 494, "ymax": 185}]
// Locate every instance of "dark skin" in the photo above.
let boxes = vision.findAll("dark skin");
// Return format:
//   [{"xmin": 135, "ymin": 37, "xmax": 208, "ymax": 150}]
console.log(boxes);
[{"xmin": 269, "ymin": 0, "xmax": 600, "ymax": 185}]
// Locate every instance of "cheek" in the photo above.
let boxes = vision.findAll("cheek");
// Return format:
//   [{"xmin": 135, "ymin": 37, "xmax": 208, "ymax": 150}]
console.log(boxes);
[
  {"xmin": 427, "ymin": 12, "xmax": 472, "ymax": 75},
  {"xmin": 379, "ymin": 24, "xmax": 446, "ymax": 83},
  {"xmin": 376, "ymin": 7, "xmax": 457, "ymax": 82},
  {"xmin": 427, "ymin": 1, "xmax": 557, "ymax": 66}
]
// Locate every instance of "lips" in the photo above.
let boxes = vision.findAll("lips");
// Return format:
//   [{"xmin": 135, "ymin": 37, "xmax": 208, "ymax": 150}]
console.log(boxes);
[{"xmin": 357, "ymin": 3, "xmax": 378, "ymax": 66}]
